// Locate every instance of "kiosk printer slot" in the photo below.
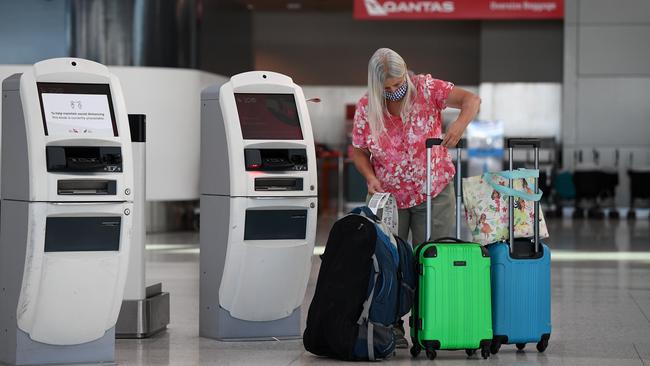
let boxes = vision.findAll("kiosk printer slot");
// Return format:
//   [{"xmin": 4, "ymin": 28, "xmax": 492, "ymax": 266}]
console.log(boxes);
[
  {"xmin": 200, "ymin": 71, "xmax": 318, "ymax": 340},
  {"xmin": 0, "ymin": 58, "xmax": 134, "ymax": 365}
]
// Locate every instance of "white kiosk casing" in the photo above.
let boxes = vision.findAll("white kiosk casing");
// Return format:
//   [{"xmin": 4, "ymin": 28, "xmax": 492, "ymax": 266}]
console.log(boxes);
[
  {"xmin": 200, "ymin": 71, "xmax": 317, "ymax": 340},
  {"xmin": 0, "ymin": 58, "xmax": 134, "ymax": 365}
]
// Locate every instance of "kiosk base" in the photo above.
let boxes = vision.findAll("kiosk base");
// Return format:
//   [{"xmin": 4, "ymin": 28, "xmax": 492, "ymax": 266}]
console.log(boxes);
[
  {"xmin": 2, "ymin": 328, "xmax": 115, "ymax": 366},
  {"xmin": 116, "ymin": 284, "xmax": 170, "ymax": 339},
  {"xmin": 202, "ymin": 307, "xmax": 301, "ymax": 341}
]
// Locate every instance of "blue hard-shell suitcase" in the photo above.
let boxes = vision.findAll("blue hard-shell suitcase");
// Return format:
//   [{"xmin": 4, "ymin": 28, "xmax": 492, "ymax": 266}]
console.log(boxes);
[{"xmin": 487, "ymin": 138, "xmax": 552, "ymax": 354}]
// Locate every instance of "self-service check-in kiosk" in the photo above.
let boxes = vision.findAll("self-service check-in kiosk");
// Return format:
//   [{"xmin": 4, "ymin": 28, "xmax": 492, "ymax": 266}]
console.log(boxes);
[
  {"xmin": 0, "ymin": 58, "xmax": 133, "ymax": 365},
  {"xmin": 200, "ymin": 71, "xmax": 318, "ymax": 340}
]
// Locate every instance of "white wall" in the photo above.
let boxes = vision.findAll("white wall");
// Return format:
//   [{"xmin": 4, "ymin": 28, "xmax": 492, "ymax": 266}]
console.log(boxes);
[
  {"xmin": 479, "ymin": 83, "xmax": 562, "ymax": 139},
  {"xmin": 111, "ymin": 67, "xmax": 225, "ymax": 200},
  {"xmin": 564, "ymin": 0, "xmax": 650, "ymax": 206},
  {"xmin": 0, "ymin": 65, "xmax": 225, "ymax": 201},
  {"xmin": 302, "ymin": 86, "xmax": 365, "ymax": 148}
]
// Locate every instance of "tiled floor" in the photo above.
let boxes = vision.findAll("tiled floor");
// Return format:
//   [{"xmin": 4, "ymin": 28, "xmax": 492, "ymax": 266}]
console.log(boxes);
[{"xmin": 116, "ymin": 216, "xmax": 650, "ymax": 365}]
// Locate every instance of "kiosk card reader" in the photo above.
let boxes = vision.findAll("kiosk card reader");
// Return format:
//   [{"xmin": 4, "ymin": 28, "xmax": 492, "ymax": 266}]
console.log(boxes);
[
  {"xmin": 0, "ymin": 58, "xmax": 134, "ymax": 365},
  {"xmin": 200, "ymin": 71, "xmax": 318, "ymax": 340}
]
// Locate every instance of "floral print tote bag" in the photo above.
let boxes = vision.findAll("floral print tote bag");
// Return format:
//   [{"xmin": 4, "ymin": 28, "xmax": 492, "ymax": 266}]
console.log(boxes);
[{"xmin": 462, "ymin": 169, "xmax": 549, "ymax": 245}]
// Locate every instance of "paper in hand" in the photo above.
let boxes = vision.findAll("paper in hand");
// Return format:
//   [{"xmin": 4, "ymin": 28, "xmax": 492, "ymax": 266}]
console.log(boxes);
[{"xmin": 368, "ymin": 192, "xmax": 399, "ymax": 237}]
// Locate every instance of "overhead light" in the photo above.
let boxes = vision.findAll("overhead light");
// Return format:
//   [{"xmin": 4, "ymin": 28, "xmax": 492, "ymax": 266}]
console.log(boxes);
[{"xmin": 246, "ymin": 3, "xmax": 254, "ymax": 10}]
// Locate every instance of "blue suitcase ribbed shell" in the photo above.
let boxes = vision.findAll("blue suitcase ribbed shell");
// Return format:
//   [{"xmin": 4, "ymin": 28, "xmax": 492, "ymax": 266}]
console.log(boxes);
[{"xmin": 487, "ymin": 242, "xmax": 551, "ymax": 344}]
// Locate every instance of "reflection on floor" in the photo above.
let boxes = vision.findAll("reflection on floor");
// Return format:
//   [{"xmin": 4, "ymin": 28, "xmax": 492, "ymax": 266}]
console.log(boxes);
[{"xmin": 118, "ymin": 217, "xmax": 650, "ymax": 365}]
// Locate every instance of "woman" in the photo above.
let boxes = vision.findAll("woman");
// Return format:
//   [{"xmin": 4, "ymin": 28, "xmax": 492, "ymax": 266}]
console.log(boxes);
[
  {"xmin": 352, "ymin": 48, "xmax": 480, "ymax": 348},
  {"xmin": 352, "ymin": 47, "xmax": 480, "ymax": 246}
]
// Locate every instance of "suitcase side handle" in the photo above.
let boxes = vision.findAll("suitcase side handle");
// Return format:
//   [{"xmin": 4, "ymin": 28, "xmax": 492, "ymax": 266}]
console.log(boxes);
[{"xmin": 432, "ymin": 237, "xmax": 465, "ymax": 243}]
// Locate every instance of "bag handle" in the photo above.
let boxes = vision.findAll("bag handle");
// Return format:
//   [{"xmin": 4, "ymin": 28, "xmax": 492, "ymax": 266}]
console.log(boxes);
[
  {"xmin": 495, "ymin": 168, "xmax": 539, "ymax": 180},
  {"xmin": 483, "ymin": 170, "xmax": 543, "ymax": 202}
]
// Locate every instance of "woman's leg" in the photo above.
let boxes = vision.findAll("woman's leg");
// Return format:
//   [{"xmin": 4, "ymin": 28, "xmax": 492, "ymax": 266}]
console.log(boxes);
[
  {"xmin": 410, "ymin": 183, "xmax": 456, "ymax": 244},
  {"xmin": 431, "ymin": 183, "xmax": 456, "ymax": 240}
]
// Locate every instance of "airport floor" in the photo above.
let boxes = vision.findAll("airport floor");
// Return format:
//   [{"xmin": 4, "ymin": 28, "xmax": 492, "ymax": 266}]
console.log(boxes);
[{"xmin": 120, "ymin": 213, "xmax": 650, "ymax": 366}]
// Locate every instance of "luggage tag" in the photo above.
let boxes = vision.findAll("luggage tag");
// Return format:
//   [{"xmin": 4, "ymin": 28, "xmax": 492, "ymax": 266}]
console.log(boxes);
[{"xmin": 368, "ymin": 193, "xmax": 399, "ymax": 246}]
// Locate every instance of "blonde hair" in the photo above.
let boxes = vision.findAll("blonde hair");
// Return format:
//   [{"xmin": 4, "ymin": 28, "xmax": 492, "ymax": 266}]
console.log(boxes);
[{"xmin": 366, "ymin": 48, "xmax": 415, "ymax": 140}]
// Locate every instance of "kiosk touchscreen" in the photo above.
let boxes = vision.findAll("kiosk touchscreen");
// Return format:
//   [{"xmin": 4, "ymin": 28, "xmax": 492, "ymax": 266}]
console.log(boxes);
[
  {"xmin": 0, "ymin": 58, "xmax": 134, "ymax": 365},
  {"xmin": 200, "ymin": 71, "xmax": 317, "ymax": 340}
]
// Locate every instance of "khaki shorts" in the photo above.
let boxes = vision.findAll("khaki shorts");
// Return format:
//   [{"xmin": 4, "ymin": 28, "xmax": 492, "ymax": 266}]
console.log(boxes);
[{"xmin": 366, "ymin": 183, "xmax": 456, "ymax": 247}]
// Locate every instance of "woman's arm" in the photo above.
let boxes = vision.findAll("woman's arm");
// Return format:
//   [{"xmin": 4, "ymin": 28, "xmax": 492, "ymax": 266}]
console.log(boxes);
[
  {"xmin": 351, "ymin": 147, "xmax": 384, "ymax": 194},
  {"xmin": 441, "ymin": 87, "xmax": 481, "ymax": 148}
]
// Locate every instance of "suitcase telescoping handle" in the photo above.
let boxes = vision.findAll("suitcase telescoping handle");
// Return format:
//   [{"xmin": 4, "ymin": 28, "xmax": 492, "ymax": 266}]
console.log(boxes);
[
  {"xmin": 507, "ymin": 138, "xmax": 541, "ymax": 254},
  {"xmin": 425, "ymin": 138, "xmax": 464, "ymax": 241}
]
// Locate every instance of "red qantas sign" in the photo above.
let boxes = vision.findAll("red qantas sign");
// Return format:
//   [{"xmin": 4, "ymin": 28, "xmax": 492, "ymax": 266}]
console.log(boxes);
[{"xmin": 354, "ymin": 0, "xmax": 564, "ymax": 20}]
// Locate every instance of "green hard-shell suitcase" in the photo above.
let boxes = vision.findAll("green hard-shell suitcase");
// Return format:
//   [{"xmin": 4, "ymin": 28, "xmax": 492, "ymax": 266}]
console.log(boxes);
[{"xmin": 409, "ymin": 138, "xmax": 493, "ymax": 360}]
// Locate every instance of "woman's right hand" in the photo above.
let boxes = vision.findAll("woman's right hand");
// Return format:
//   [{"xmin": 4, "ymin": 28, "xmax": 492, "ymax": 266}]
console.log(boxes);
[{"xmin": 367, "ymin": 176, "xmax": 384, "ymax": 194}]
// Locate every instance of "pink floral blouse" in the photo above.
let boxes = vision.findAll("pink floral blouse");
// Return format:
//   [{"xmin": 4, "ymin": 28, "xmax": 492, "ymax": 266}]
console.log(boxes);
[{"xmin": 352, "ymin": 74, "xmax": 456, "ymax": 209}]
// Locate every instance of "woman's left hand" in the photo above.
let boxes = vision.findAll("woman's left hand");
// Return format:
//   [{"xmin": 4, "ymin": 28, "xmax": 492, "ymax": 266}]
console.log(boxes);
[{"xmin": 442, "ymin": 120, "xmax": 466, "ymax": 148}]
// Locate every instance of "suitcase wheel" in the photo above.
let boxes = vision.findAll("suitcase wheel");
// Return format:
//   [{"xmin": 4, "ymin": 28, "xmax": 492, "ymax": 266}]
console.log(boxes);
[
  {"xmin": 490, "ymin": 337, "xmax": 502, "ymax": 355},
  {"xmin": 516, "ymin": 343, "xmax": 526, "ymax": 351},
  {"xmin": 425, "ymin": 349, "xmax": 437, "ymax": 360},
  {"xmin": 410, "ymin": 345, "xmax": 421, "ymax": 358},
  {"xmin": 536, "ymin": 338, "xmax": 549, "ymax": 353},
  {"xmin": 481, "ymin": 347, "xmax": 490, "ymax": 359},
  {"xmin": 465, "ymin": 349, "xmax": 476, "ymax": 357}
]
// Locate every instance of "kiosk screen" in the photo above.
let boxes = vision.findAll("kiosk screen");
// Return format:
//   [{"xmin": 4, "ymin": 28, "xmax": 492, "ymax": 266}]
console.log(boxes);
[
  {"xmin": 235, "ymin": 93, "xmax": 303, "ymax": 140},
  {"xmin": 37, "ymin": 83, "xmax": 118, "ymax": 137}
]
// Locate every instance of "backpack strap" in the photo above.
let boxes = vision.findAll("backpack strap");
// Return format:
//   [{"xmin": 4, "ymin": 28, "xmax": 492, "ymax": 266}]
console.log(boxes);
[
  {"xmin": 367, "ymin": 322, "xmax": 375, "ymax": 361},
  {"xmin": 357, "ymin": 255, "xmax": 380, "ymax": 361}
]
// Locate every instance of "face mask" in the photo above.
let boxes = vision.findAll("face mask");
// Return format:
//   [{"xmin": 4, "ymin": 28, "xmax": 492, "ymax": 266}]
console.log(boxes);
[{"xmin": 384, "ymin": 81, "xmax": 408, "ymax": 102}]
